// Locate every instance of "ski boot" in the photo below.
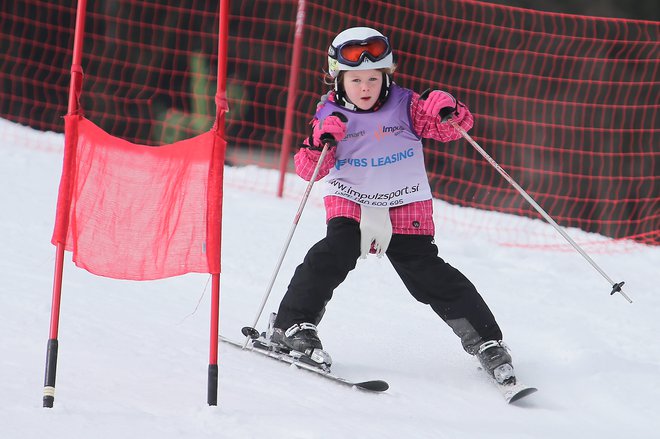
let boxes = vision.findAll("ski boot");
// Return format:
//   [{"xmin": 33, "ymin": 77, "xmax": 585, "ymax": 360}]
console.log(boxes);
[
  {"xmin": 271, "ymin": 321, "xmax": 333, "ymax": 370},
  {"xmin": 476, "ymin": 340, "xmax": 515, "ymax": 385}
]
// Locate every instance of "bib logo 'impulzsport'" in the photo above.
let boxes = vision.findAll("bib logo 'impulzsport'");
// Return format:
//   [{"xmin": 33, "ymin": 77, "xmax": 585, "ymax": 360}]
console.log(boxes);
[{"xmin": 374, "ymin": 124, "xmax": 405, "ymax": 140}]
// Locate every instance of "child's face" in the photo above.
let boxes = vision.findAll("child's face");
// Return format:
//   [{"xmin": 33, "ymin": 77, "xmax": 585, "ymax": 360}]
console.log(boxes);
[{"xmin": 342, "ymin": 69, "xmax": 383, "ymax": 111}]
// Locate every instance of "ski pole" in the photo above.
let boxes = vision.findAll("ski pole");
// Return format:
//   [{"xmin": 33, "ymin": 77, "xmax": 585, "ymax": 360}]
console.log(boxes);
[
  {"xmin": 242, "ymin": 114, "xmax": 347, "ymax": 348},
  {"xmin": 449, "ymin": 119, "xmax": 631, "ymax": 303}
]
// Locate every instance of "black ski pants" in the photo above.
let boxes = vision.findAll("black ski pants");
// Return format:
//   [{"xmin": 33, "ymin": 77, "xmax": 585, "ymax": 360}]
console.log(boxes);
[{"xmin": 275, "ymin": 217, "xmax": 503, "ymax": 354}]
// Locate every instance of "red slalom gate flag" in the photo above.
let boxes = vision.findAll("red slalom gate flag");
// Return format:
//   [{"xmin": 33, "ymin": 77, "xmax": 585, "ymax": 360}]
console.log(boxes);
[{"xmin": 52, "ymin": 115, "xmax": 224, "ymax": 280}]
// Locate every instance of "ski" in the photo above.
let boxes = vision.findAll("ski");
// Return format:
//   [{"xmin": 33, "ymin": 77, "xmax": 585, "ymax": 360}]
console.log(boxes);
[
  {"xmin": 477, "ymin": 350, "xmax": 538, "ymax": 404},
  {"xmin": 482, "ymin": 364, "xmax": 537, "ymax": 404},
  {"xmin": 493, "ymin": 379, "xmax": 537, "ymax": 404},
  {"xmin": 219, "ymin": 332, "xmax": 389, "ymax": 393}
]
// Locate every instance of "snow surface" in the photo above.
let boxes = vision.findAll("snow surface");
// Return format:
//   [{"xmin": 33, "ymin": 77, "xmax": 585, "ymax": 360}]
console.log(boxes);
[{"xmin": 1, "ymin": 117, "xmax": 658, "ymax": 439}]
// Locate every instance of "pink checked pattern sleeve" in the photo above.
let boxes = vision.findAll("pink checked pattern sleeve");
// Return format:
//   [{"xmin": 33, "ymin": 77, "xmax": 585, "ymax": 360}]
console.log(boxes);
[{"xmin": 409, "ymin": 92, "xmax": 474, "ymax": 141}]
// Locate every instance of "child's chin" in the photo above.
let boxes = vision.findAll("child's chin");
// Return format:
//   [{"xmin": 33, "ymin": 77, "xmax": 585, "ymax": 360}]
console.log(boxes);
[{"xmin": 356, "ymin": 101, "xmax": 374, "ymax": 110}]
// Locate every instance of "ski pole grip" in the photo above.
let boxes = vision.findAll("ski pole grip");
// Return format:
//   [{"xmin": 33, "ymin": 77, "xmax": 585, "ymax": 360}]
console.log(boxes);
[
  {"xmin": 319, "ymin": 133, "xmax": 337, "ymax": 147},
  {"xmin": 439, "ymin": 106, "xmax": 456, "ymax": 122}
]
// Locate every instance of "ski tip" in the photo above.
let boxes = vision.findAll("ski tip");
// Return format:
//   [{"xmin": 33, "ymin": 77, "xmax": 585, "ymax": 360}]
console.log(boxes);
[
  {"xmin": 241, "ymin": 326, "xmax": 260, "ymax": 339},
  {"xmin": 354, "ymin": 380, "xmax": 389, "ymax": 392},
  {"xmin": 507, "ymin": 386, "xmax": 538, "ymax": 404}
]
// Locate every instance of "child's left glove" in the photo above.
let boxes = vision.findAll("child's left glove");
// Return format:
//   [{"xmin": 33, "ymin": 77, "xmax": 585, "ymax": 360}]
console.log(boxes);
[{"xmin": 420, "ymin": 90, "xmax": 466, "ymax": 122}]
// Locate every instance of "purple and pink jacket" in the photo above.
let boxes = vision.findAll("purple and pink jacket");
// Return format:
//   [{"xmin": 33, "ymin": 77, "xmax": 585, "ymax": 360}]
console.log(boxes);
[{"xmin": 295, "ymin": 85, "xmax": 474, "ymax": 236}]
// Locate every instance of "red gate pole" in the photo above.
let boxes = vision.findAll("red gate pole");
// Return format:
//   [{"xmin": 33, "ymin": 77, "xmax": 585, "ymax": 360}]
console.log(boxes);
[
  {"xmin": 276, "ymin": 0, "xmax": 306, "ymax": 197},
  {"xmin": 207, "ymin": 0, "xmax": 230, "ymax": 407},
  {"xmin": 43, "ymin": 0, "xmax": 87, "ymax": 408}
]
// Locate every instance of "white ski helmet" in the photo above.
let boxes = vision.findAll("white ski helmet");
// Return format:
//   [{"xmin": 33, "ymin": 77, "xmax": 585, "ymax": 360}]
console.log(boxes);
[{"xmin": 327, "ymin": 27, "xmax": 393, "ymax": 78}]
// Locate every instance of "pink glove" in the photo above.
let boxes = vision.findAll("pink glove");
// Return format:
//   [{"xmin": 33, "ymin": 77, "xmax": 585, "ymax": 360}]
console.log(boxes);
[
  {"xmin": 421, "ymin": 90, "xmax": 459, "ymax": 121},
  {"xmin": 312, "ymin": 115, "xmax": 347, "ymax": 148}
]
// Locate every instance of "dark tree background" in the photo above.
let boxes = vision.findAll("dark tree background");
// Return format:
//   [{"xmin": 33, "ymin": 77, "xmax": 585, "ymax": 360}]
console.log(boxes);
[{"xmin": 482, "ymin": 0, "xmax": 659, "ymax": 21}]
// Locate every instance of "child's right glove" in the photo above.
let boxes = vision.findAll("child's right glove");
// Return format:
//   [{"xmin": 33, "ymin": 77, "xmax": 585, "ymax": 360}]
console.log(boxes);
[{"xmin": 309, "ymin": 114, "xmax": 347, "ymax": 151}]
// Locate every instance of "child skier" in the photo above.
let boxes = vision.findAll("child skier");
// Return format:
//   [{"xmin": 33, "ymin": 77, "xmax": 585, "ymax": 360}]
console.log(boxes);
[{"xmin": 271, "ymin": 27, "xmax": 515, "ymax": 384}]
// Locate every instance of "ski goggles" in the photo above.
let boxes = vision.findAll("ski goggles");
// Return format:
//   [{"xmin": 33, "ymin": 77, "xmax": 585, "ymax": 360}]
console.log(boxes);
[{"xmin": 329, "ymin": 36, "xmax": 392, "ymax": 67}]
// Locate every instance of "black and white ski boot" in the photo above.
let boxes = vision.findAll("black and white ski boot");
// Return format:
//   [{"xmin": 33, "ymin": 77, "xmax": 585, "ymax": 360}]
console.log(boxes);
[
  {"xmin": 271, "ymin": 322, "xmax": 333, "ymax": 369},
  {"xmin": 476, "ymin": 340, "xmax": 516, "ymax": 385}
]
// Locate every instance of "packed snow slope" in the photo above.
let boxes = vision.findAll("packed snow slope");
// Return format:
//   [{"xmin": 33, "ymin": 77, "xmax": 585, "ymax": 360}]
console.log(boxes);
[{"xmin": 1, "ymin": 118, "xmax": 658, "ymax": 439}]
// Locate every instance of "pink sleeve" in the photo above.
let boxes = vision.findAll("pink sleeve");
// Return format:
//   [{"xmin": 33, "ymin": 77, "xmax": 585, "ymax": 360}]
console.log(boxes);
[{"xmin": 410, "ymin": 92, "xmax": 474, "ymax": 142}]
